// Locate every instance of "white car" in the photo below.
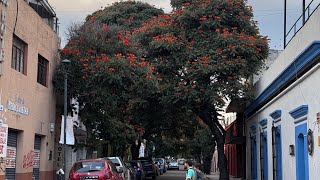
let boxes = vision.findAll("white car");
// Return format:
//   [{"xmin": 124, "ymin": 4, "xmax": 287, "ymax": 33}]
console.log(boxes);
[
  {"xmin": 107, "ymin": 157, "xmax": 132, "ymax": 180},
  {"xmin": 168, "ymin": 160, "xmax": 178, "ymax": 170},
  {"xmin": 177, "ymin": 159, "xmax": 186, "ymax": 171}
]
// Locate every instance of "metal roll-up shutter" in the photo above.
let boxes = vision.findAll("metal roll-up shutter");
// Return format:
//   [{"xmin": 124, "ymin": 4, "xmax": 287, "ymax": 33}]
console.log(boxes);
[
  {"xmin": 32, "ymin": 136, "xmax": 41, "ymax": 180},
  {"xmin": 5, "ymin": 130, "xmax": 18, "ymax": 180}
]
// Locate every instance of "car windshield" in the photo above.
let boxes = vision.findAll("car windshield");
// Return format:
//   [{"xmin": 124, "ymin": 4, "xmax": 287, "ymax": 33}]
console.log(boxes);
[
  {"xmin": 178, "ymin": 160, "xmax": 185, "ymax": 165},
  {"xmin": 74, "ymin": 161, "xmax": 105, "ymax": 173},
  {"xmin": 130, "ymin": 161, "xmax": 140, "ymax": 167},
  {"xmin": 109, "ymin": 159, "xmax": 120, "ymax": 166},
  {"xmin": 155, "ymin": 159, "xmax": 164, "ymax": 164},
  {"xmin": 140, "ymin": 160, "xmax": 152, "ymax": 165}
]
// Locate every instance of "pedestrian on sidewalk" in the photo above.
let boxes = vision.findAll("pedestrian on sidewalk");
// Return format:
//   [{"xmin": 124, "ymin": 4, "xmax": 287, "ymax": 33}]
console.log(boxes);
[
  {"xmin": 194, "ymin": 163, "xmax": 204, "ymax": 180},
  {"xmin": 184, "ymin": 160, "xmax": 197, "ymax": 180}
]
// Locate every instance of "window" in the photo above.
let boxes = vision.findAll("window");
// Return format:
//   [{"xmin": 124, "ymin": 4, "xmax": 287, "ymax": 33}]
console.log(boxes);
[
  {"xmin": 11, "ymin": 36, "xmax": 27, "ymax": 74},
  {"xmin": 37, "ymin": 55, "xmax": 49, "ymax": 86}
]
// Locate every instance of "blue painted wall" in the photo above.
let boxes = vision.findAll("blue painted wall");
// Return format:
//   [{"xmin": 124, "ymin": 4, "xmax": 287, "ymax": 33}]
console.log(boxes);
[{"xmin": 295, "ymin": 123, "xmax": 309, "ymax": 180}]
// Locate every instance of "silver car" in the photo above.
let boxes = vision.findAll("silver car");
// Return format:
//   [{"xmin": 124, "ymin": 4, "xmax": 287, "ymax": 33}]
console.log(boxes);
[{"xmin": 107, "ymin": 157, "xmax": 132, "ymax": 180}]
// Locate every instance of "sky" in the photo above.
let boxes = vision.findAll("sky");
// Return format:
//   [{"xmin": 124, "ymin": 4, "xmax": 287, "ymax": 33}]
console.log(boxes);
[{"xmin": 49, "ymin": 0, "xmax": 320, "ymax": 49}]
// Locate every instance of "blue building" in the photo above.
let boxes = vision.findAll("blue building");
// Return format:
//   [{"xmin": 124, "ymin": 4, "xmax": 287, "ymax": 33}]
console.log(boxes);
[{"xmin": 244, "ymin": 3, "xmax": 320, "ymax": 180}]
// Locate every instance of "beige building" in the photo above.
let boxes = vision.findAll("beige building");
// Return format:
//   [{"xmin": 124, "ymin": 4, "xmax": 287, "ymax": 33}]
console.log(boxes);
[{"xmin": 0, "ymin": 0, "xmax": 59, "ymax": 180}]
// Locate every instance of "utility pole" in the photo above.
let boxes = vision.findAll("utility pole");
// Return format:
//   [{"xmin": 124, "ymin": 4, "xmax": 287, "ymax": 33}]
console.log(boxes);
[{"xmin": 61, "ymin": 59, "xmax": 70, "ymax": 180}]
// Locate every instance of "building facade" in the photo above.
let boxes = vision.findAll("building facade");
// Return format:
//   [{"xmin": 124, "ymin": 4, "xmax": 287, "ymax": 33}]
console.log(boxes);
[
  {"xmin": 245, "ymin": 4, "xmax": 320, "ymax": 180},
  {"xmin": 0, "ymin": 0, "xmax": 59, "ymax": 179}
]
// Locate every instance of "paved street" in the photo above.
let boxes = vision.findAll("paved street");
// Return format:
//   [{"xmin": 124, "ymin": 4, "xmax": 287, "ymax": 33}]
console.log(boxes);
[
  {"xmin": 155, "ymin": 170, "xmax": 186, "ymax": 180},
  {"xmin": 155, "ymin": 170, "xmax": 240, "ymax": 180}
]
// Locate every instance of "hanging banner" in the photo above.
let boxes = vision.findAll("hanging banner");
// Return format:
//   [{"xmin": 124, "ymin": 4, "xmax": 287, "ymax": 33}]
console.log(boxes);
[
  {"xmin": 0, "ymin": 123, "xmax": 7, "ymax": 157},
  {"xmin": 59, "ymin": 116, "xmax": 75, "ymax": 145},
  {"xmin": 33, "ymin": 149, "xmax": 40, "ymax": 168},
  {"xmin": 6, "ymin": 146, "xmax": 16, "ymax": 168}
]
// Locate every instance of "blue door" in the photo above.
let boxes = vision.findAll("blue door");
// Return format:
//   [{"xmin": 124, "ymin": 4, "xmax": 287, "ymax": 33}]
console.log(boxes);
[
  {"xmin": 295, "ymin": 123, "xmax": 309, "ymax": 180},
  {"xmin": 263, "ymin": 134, "xmax": 268, "ymax": 180},
  {"xmin": 251, "ymin": 137, "xmax": 257, "ymax": 179},
  {"xmin": 297, "ymin": 134, "xmax": 305, "ymax": 180},
  {"xmin": 275, "ymin": 130, "xmax": 282, "ymax": 180}
]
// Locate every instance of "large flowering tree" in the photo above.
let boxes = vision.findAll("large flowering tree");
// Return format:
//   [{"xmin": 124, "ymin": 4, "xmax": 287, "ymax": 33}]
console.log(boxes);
[
  {"xmin": 133, "ymin": 0, "xmax": 269, "ymax": 179},
  {"xmin": 53, "ymin": 1, "xmax": 164, "ymax": 155}
]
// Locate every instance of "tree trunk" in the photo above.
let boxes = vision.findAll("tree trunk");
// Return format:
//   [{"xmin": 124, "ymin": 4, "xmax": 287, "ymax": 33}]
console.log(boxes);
[{"xmin": 194, "ymin": 105, "xmax": 230, "ymax": 180}]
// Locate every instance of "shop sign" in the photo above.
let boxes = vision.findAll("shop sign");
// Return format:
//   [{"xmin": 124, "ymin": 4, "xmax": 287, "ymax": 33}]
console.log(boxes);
[
  {"xmin": 0, "ymin": 123, "xmax": 7, "ymax": 157},
  {"xmin": 7, "ymin": 100, "xmax": 29, "ymax": 115},
  {"xmin": 33, "ymin": 149, "xmax": 40, "ymax": 168},
  {"xmin": 0, "ymin": 94, "xmax": 29, "ymax": 115},
  {"xmin": 6, "ymin": 146, "xmax": 16, "ymax": 168}
]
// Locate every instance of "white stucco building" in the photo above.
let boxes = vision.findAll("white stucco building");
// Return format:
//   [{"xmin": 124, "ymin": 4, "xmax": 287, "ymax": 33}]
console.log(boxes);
[{"xmin": 244, "ymin": 4, "xmax": 320, "ymax": 180}]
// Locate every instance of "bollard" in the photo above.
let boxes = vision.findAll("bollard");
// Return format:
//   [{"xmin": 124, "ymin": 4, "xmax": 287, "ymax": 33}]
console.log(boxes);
[{"xmin": 56, "ymin": 168, "xmax": 65, "ymax": 180}]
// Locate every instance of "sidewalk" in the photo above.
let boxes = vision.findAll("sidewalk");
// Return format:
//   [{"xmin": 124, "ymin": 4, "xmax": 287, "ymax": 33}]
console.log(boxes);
[{"xmin": 205, "ymin": 173, "xmax": 242, "ymax": 180}]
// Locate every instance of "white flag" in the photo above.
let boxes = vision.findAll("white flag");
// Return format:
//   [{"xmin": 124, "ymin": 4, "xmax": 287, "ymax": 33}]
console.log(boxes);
[
  {"xmin": 139, "ymin": 143, "xmax": 145, "ymax": 158},
  {"xmin": 59, "ymin": 115, "xmax": 75, "ymax": 145}
]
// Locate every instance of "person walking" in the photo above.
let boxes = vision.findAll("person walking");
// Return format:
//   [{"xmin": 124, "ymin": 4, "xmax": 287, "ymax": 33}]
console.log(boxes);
[
  {"xmin": 184, "ymin": 160, "xmax": 197, "ymax": 180},
  {"xmin": 194, "ymin": 163, "xmax": 207, "ymax": 180}
]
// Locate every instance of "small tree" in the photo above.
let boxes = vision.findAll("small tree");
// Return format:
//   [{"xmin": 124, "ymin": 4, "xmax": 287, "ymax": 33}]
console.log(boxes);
[{"xmin": 134, "ymin": 0, "xmax": 268, "ymax": 179}]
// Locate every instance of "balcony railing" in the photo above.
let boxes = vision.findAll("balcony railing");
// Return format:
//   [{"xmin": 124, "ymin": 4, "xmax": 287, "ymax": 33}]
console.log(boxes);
[
  {"xmin": 28, "ymin": 0, "xmax": 59, "ymax": 33},
  {"xmin": 285, "ymin": 0, "xmax": 320, "ymax": 48}
]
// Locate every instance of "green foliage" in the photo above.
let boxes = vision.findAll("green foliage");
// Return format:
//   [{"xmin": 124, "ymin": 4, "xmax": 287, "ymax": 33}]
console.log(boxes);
[
  {"xmin": 53, "ymin": 1, "xmax": 269, "ymax": 166},
  {"xmin": 53, "ymin": 1, "xmax": 164, "ymax": 150}
]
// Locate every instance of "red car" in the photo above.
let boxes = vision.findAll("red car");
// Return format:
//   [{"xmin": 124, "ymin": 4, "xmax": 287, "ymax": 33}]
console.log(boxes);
[{"xmin": 68, "ymin": 159, "xmax": 124, "ymax": 180}]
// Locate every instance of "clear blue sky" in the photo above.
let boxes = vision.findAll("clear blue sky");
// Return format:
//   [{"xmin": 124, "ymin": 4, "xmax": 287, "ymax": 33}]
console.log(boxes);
[{"xmin": 50, "ymin": 0, "xmax": 320, "ymax": 49}]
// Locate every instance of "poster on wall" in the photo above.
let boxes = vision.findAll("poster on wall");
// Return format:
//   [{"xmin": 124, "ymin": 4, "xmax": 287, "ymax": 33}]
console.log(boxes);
[
  {"xmin": 6, "ymin": 146, "xmax": 16, "ymax": 168},
  {"xmin": 0, "ymin": 123, "xmax": 8, "ymax": 157},
  {"xmin": 33, "ymin": 149, "xmax": 40, "ymax": 168}
]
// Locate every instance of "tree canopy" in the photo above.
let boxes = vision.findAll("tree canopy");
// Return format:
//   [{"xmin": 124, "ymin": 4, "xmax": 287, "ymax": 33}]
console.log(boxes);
[
  {"xmin": 54, "ymin": 0, "xmax": 269, "ymax": 179},
  {"xmin": 54, "ymin": 1, "xmax": 164, "ymax": 153},
  {"xmin": 133, "ymin": 0, "xmax": 268, "ymax": 178}
]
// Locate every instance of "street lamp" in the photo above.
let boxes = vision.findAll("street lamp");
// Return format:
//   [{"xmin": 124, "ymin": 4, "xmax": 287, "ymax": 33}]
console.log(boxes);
[{"xmin": 61, "ymin": 59, "xmax": 70, "ymax": 179}]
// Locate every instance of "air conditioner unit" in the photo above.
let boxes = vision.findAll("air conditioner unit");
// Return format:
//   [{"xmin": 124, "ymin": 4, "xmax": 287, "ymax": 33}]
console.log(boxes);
[
  {"xmin": 2, "ymin": 0, "xmax": 9, "ymax": 6},
  {"xmin": 1, "ymin": 11, "xmax": 6, "ymax": 23},
  {"xmin": 0, "ymin": 23, "xmax": 5, "ymax": 36}
]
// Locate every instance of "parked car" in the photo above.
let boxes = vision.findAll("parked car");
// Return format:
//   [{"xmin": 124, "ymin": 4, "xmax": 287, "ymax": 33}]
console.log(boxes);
[
  {"xmin": 138, "ymin": 157, "xmax": 157, "ymax": 179},
  {"xmin": 168, "ymin": 160, "xmax": 178, "ymax": 170},
  {"xmin": 129, "ymin": 160, "xmax": 146, "ymax": 180},
  {"xmin": 107, "ymin": 157, "xmax": 131, "ymax": 180},
  {"xmin": 154, "ymin": 158, "xmax": 167, "ymax": 173},
  {"xmin": 177, "ymin": 159, "xmax": 186, "ymax": 171},
  {"xmin": 68, "ymin": 159, "xmax": 123, "ymax": 180}
]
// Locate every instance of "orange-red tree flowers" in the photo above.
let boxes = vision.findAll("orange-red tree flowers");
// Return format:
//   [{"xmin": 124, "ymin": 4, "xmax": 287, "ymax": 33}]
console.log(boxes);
[
  {"xmin": 134, "ymin": 0, "xmax": 268, "ymax": 178},
  {"xmin": 54, "ymin": 1, "xmax": 164, "ymax": 150},
  {"xmin": 55, "ymin": 1, "xmax": 268, "ymax": 176}
]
